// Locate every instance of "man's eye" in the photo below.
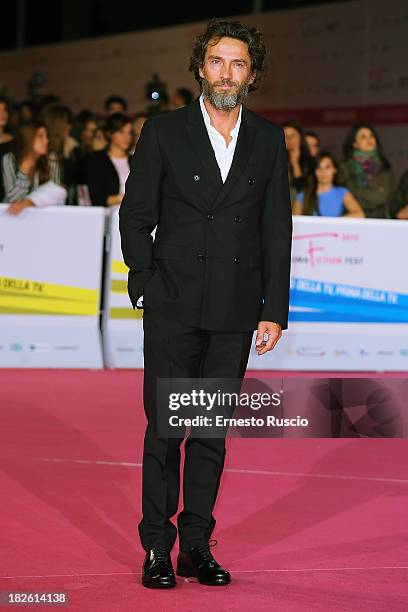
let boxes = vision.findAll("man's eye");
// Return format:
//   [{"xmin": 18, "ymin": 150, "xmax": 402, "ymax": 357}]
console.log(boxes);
[{"xmin": 211, "ymin": 59, "xmax": 220, "ymax": 64}]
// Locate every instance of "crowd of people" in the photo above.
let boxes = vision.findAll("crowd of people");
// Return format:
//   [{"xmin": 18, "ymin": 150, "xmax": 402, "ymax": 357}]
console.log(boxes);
[
  {"xmin": 0, "ymin": 90, "xmax": 407, "ymax": 219},
  {"xmin": 284, "ymin": 121, "xmax": 402, "ymax": 219}
]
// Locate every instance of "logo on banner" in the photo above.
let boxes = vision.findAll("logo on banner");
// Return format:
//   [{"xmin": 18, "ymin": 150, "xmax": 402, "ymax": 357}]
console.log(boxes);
[
  {"xmin": 296, "ymin": 346, "xmax": 326, "ymax": 357},
  {"xmin": 292, "ymin": 231, "xmax": 363, "ymax": 269},
  {"xmin": 10, "ymin": 343, "xmax": 23, "ymax": 352}
]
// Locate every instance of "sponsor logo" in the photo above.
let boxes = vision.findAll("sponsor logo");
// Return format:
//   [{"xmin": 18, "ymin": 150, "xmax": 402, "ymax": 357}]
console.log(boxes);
[
  {"xmin": 29, "ymin": 343, "xmax": 51, "ymax": 352},
  {"xmin": 54, "ymin": 345, "xmax": 79, "ymax": 351},
  {"xmin": 296, "ymin": 346, "xmax": 325, "ymax": 357},
  {"xmin": 10, "ymin": 343, "xmax": 23, "ymax": 352},
  {"xmin": 292, "ymin": 231, "xmax": 362, "ymax": 269}
]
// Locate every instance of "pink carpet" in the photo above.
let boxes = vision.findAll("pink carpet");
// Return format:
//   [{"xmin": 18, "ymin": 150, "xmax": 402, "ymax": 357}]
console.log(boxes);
[{"xmin": 0, "ymin": 370, "xmax": 407, "ymax": 611}]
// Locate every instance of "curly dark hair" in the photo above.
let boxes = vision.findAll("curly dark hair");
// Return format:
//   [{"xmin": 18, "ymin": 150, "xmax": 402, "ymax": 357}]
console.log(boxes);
[{"xmin": 189, "ymin": 18, "xmax": 267, "ymax": 93}]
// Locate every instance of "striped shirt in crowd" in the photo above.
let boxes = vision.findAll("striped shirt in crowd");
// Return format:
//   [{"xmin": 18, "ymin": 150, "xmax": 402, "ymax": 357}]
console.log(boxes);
[{"xmin": 1, "ymin": 151, "xmax": 62, "ymax": 203}]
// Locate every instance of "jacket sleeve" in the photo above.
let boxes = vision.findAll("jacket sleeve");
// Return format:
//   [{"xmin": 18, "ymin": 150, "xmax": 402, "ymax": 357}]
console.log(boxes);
[
  {"xmin": 118, "ymin": 118, "xmax": 163, "ymax": 308},
  {"xmin": 259, "ymin": 129, "xmax": 293, "ymax": 329},
  {"xmin": 2, "ymin": 153, "xmax": 31, "ymax": 203}
]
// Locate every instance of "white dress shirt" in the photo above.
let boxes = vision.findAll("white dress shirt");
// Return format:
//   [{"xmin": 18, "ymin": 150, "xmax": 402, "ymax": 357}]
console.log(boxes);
[
  {"xmin": 199, "ymin": 93, "xmax": 242, "ymax": 183},
  {"xmin": 135, "ymin": 96, "xmax": 242, "ymax": 309}
]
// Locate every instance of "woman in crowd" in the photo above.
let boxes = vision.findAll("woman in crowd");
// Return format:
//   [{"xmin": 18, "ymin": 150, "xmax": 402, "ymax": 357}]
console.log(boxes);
[
  {"xmin": 1, "ymin": 119, "xmax": 64, "ymax": 214},
  {"xmin": 39, "ymin": 104, "xmax": 81, "ymax": 205},
  {"xmin": 91, "ymin": 123, "xmax": 109, "ymax": 152},
  {"xmin": 282, "ymin": 121, "xmax": 314, "ymax": 206},
  {"xmin": 293, "ymin": 151, "xmax": 364, "ymax": 217},
  {"xmin": 83, "ymin": 112, "xmax": 133, "ymax": 207},
  {"xmin": 69, "ymin": 110, "xmax": 100, "ymax": 192},
  {"xmin": 0, "ymin": 96, "xmax": 15, "ymax": 202},
  {"xmin": 73, "ymin": 110, "xmax": 109, "ymax": 153},
  {"xmin": 388, "ymin": 168, "xmax": 408, "ymax": 220},
  {"xmin": 304, "ymin": 130, "xmax": 320, "ymax": 158},
  {"xmin": 72, "ymin": 110, "xmax": 97, "ymax": 152},
  {"xmin": 339, "ymin": 123, "xmax": 393, "ymax": 218}
]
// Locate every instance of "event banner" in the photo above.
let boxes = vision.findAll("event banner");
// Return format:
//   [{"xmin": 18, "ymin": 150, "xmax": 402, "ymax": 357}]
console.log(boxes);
[
  {"xmin": 103, "ymin": 214, "xmax": 408, "ymax": 371},
  {"xmin": 1, "ymin": 209, "xmax": 406, "ymax": 371},
  {"xmin": 248, "ymin": 217, "xmax": 408, "ymax": 371},
  {"xmin": 0, "ymin": 205, "xmax": 105, "ymax": 368}
]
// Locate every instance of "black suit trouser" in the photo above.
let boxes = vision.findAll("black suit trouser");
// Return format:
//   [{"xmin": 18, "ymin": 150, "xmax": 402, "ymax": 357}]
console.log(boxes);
[{"xmin": 139, "ymin": 305, "xmax": 253, "ymax": 552}]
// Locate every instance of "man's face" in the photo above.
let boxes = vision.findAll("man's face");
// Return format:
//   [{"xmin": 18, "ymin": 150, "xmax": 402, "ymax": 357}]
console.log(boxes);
[{"xmin": 199, "ymin": 36, "xmax": 255, "ymax": 110}]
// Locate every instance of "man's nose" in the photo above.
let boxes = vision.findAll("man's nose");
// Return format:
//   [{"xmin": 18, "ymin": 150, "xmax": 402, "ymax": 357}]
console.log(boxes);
[{"xmin": 220, "ymin": 62, "xmax": 233, "ymax": 80}]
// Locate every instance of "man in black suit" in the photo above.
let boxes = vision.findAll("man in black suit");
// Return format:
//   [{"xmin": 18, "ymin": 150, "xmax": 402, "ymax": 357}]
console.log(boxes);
[{"xmin": 119, "ymin": 18, "xmax": 292, "ymax": 588}]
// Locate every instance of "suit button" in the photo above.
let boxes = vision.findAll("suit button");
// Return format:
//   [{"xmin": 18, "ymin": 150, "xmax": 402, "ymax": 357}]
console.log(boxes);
[
  {"xmin": 234, "ymin": 215, "xmax": 242, "ymax": 222},
  {"xmin": 207, "ymin": 213, "xmax": 214, "ymax": 220},
  {"xmin": 193, "ymin": 174, "xmax": 201, "ymax": 181},
  {"xmin": 234, "ymin": 257, "xmax": 240, "ymax": 264},
  {"xmin": 248, "ymin": 177, "xmax": 255, "ymax": 185},
  {"xmin": 197, "ymin": 253, "xmax": 205, "ymax": 262}
]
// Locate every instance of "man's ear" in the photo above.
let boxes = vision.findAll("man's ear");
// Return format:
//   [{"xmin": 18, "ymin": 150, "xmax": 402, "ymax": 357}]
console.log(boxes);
[
  {"xmin": 249, "ymin": 70, "xmax": 256, "ymax": 85},
  {"xmin": 199, "ymin": 65, "xmax": 204, "ymax": 80}
]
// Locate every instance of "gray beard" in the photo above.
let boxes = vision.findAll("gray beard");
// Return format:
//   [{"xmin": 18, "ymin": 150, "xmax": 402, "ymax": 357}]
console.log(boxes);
[{"xmin": 201, "ymin": 78, "xmax": 250, "ymax": 111}]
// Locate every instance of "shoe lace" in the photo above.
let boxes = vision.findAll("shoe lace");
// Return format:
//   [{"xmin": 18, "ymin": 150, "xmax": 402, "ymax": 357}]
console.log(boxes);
[{"xmin": 195, "ymin": 539, "xmax": 218, "ymax": 563}]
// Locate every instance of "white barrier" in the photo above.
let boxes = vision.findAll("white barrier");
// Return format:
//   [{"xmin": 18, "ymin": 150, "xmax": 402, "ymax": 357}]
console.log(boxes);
[
  {"xmin": 248, "ymin": 217, "xmax": 408, "ymax": 371},
  {"xmin": 102, "ymin": 207, "xmax": 144, "ymax": 368},
  {"xmin": 1, "ymin": 207, "xmax": 407, "ymax": 371},
  {"xmin": 0, "ymin": 204, "xmax": 105, "ymax": 368},
  {"xmin": 103, "ymin": 213, "xmax": 408, "ymax": 371}
]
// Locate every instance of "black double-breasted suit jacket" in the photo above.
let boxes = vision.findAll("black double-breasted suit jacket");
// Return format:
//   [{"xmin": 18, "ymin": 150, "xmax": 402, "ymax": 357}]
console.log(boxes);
[{"xmin": 119, "ymin": 96, "xmax": 293, "ymax": 332}]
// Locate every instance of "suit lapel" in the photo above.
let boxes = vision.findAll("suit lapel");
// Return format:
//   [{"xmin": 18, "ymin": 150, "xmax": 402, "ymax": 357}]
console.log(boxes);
[
  {"xmin": 186, "ymin": 98, "xmax": 223, "ymax": 193},
  {"xmin": 211, "ymin": 110, "xmax": 255, "ymax": 213}
]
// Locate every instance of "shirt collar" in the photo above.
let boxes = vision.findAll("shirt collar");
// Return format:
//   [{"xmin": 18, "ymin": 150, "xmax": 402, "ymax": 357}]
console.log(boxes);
[{"xmin": 199, "ymin": 93, "xmax": 242, "ymax": 137}]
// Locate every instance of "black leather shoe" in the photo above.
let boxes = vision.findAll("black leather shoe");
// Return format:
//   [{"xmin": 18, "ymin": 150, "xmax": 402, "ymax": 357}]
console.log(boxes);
[
  {"xmin": 176, "ymin": 539, "xmax": 231, "ymax": 585},
  {"xmin": 142, "ymin": 547, "xmax": 176, "ymax": 588}
]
